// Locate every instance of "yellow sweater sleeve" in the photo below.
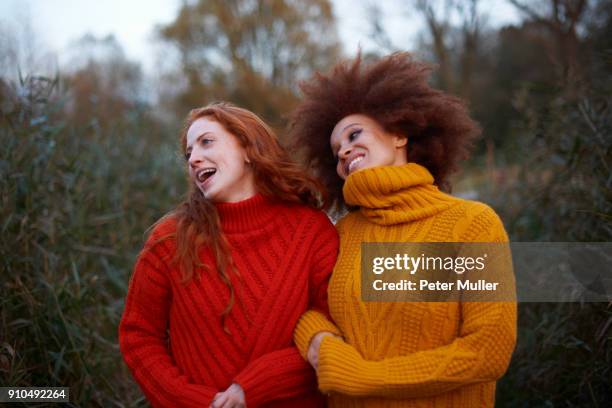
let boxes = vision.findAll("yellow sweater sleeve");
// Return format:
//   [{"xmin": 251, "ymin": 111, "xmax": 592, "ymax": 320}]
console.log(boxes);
[
  {"xmin": 316, "ymin": 301, "xmax": 516, "ymax": 398},
  {"xmin": 294, "ymin": 310, "xmax": 343, "ymax": 360},
  {"xmin": 316, "ymin": 207, "xmax": 517, "ymax": 398}
]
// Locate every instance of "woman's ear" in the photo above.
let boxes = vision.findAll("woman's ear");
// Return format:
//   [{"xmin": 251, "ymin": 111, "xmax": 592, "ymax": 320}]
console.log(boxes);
[{"xmin": 394, "ymin": 135, "xmax": 408, "ymax": 148}]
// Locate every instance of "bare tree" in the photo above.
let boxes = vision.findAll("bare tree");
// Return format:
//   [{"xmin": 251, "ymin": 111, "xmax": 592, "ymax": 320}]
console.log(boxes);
[
  {"xmin": 456, "ymin": 0, "xmax": 484, "ymax": 99},
  {"xmin": 410, "ymin": 0, "xmax": 485, "ymax": 97},
  {"xmin": 364, "ymin": 1, "xmax": 397, "ymax": 53},
  {"xmin": 158, "ymin": 0, "xmax": 341, "ymax": 126},
  {"xmin": 415, "ymin": 0, "xmax": 456, "ymax": 91},
  {"xmin": 508, "ymin": 0, "xmax": 589, "ymax": 88}
]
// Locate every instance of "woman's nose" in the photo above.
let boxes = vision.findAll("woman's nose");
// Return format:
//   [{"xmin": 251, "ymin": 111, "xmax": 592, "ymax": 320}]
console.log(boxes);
[
  {"xmin": 338, "ymin": 144, "xmax": 352, "ymax": 158},
  {"xmin": 189, "ymin": 154, "xmax": 202, "ymax": 168}
]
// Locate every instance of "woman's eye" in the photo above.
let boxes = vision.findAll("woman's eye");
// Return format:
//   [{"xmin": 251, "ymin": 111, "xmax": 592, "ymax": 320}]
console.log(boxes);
[
  {"xmin": 184, "ymin": 151, "xmax": 191, "ymax": 161},
  {"xmin": 201, "ymin": 138, "xmax": 212, "ymax": 145},
  {"xmin": 348, "ymin": 130, "xmax": 361, "ymax": 142}
]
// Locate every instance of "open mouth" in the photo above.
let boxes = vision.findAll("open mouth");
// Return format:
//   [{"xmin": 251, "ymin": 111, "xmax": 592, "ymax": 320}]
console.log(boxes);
[
  {"xmin": 196, "ymin": 168, "xmax": 217, "ymax": 185},
  {"xmin": 346, "ymin": 155, "xmax": 365, "ymax": 175}
]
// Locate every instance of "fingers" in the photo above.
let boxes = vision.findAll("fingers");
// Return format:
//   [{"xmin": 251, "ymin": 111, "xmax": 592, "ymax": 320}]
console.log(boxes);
[
  {"xmin": 226, "ymin": 382, "xmax": 245, "ymax": 407},
  {"xmin": 211, "ymin": 392, "xmax": 228, "ymax": 408},
  {"xmin": 308, "ymin": 331, "xmax": 342, "ymax": 371},
  {"xmin": 307, "ymin": 337, "xmax": 321, "ymax": 369},
  {"xmin": 219, "ymin": 396, "xmax": 244, "ymax": 408},
  {"xmin": 307, "ymin": 347, "xmax": 318, "ymax": 368},
  {"xmin": 212, "ymin": 383, "xmax": 246, "ymax": 408}
]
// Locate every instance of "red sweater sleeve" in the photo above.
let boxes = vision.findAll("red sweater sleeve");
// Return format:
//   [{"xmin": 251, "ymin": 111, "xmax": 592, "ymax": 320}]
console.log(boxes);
[
  {"xmin": 233, "ymin": 212, "xmax": 340, "ymax": 406},
  {"xmin": 119, "ymin": 228, "xmax": 218, "ymax": 407},
  {"xmin": 233, "ymin": 347, "xmax": 316, "ymax": 406},
  {"xmin": 307, "ymin": 213, "xmax": 339, "ymax": 317},
  {"xmin": 294, "ymin": 214, "xmax": 343, "ymax": 359}
]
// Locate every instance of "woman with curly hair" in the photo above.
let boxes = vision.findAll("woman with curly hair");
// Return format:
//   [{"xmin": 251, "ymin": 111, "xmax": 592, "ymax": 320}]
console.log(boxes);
[
  {"xmin": 290, "ymin": 53, "xmax": 517, "ymax": 407},
  {"xmin": 119, "ymin": 103, "xmax": 338, "ymax": 408}
]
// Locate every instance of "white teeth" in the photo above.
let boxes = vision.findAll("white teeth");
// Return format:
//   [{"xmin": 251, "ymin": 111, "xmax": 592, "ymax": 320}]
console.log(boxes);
[
  {"xmin": 196, "ymin": 168, "xmax": 216, "ymax": 182},
  {"xmin": 348, "ymin": 156, "xmax": 364, "ymax": 173}
]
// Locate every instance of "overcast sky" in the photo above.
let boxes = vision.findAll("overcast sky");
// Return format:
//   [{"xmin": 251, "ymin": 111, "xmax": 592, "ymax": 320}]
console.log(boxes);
[{"xmin": 0, "ymin": 0, "xmax": 521, "ymax": 75}]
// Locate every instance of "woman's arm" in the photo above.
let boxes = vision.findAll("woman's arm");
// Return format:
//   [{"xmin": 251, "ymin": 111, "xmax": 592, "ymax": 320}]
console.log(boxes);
[
  {"xmin": 314, "ymin": 208, "xmax": 517, "ymax": 398},
  {"xmin": 232, "ymin": 213, "xmax": 342, "ymax": 405},
  {"xmin": 232, "ymin": 347, "xmax": 317, "ymax": 406},
  {"xmin": 315, "ymin": 301, "xmax": 516, "ymax": 398},
  {"xmin": 294, "ymin": 215, "xmax": 343, "ymax": 359},
  {"xmin": 119, "ymin": 235, "xmax": 218, "ymax": 407}
]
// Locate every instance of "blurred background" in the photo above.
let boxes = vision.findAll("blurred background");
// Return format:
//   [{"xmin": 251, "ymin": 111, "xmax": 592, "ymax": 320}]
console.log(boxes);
[{"xmin": 0, "ymin": 0, "xmax": 610, "ymax": 406}]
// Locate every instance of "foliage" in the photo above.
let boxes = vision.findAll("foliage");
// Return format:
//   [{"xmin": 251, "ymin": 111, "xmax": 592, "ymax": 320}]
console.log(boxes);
[
  {"xmin": 0, "ymin": 74, "xmax": 184, "ymax": 406},
  {"xmin": 158, "ymin": 0, "xmax": 341, "ymax": 130},
  {"xmin": 473, "ymin": 2, "xmax": 612, "ymax": 405}
]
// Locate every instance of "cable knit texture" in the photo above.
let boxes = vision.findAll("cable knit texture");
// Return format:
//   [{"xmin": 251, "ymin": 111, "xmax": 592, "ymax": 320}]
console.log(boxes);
[
  {"xmin": 294, "ymin": 163, "xmax": 517, "ymax": 407},
  {"xmin": 119, "ymin": 193, "xmax": 339, "ymax": 407}
]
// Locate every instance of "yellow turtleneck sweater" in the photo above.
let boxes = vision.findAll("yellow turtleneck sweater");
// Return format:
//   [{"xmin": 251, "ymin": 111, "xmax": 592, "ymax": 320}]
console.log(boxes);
[{"xmin": 294, "ymin": 163, "xmax": 517, "ymax": 407}]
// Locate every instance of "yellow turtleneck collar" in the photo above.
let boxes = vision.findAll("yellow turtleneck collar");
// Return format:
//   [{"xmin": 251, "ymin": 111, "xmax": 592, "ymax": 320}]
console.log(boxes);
[{"xmin": 342, "ymin": 162, "xmax": 460, "ymax": 225}]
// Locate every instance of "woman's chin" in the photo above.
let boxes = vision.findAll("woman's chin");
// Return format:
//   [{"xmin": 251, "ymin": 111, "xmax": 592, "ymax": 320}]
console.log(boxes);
[
  {"xmin": 198, "ymin": 185, "xmax": 216, "ymax": 201},
  {"xmin": 196, "ymin": 178, "xmax": 218, "ymax": 199},
  {"xmin": 347, "ymin": 163, "xmax": 370, "ymax": 177}
]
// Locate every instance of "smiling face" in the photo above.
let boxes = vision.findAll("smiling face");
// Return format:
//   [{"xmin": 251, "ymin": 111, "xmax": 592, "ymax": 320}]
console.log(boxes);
[
  {"xmin": 185, "ymin": 117, "xmax": 256, "ymax": 203},
  {"xmin": 329, "ymin": 114, "xmax": 408, "ymax": 180}
]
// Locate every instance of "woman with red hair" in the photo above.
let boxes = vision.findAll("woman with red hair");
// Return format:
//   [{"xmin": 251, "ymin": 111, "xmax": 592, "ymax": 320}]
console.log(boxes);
[
  {"xmin": 119, "ymin": 102, "xmax": 338, "ymax": 408},
  {"xmin": 291, "ymin": 52, "xmax": 517, "ymax": 407}
]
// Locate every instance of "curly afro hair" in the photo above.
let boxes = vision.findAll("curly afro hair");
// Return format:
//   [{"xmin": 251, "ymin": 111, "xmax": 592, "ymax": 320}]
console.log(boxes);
[{"xmin": 289, "ymin": 52, "xmax": 481, "ymax": 211}]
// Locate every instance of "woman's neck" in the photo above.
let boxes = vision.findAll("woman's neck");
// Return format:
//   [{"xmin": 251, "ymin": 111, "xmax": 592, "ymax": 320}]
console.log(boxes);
[
  {"xmin": 214, "ymin": 193, "xmax": 280, "ymax": 233},
  {"xmin": 342, "ymin": 163, "xmax": 459, "ymax": 225}
]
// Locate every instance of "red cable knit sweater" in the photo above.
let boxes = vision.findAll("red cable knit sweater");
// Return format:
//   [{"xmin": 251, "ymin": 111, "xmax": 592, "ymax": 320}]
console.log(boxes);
[{"xmin": 119, "ymin": 194, "xmax": 339, "ymax": 407}]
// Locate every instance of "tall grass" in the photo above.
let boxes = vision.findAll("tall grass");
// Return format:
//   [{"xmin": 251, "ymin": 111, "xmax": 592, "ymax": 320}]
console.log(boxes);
[
  {"xmin": 476, "ymin": 51, "xmax": 612, "ymax": 406},
  {"xmin": 1, "ymin": 75, "xmax": 185, "ymax": 406},
  {"xmin": 499, "ymin": 302, "xmax": 612, "ymax": 407}
]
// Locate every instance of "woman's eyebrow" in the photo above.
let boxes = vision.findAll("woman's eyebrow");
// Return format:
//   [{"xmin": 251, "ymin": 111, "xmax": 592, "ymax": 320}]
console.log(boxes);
[
  {"xmin": 187, "ymin": 131, "xmax": 213, "ymax": 148},
  {"xmin": 196, "ymin": 131, "xmax": 213, "ymax": 141},
  {"xmin": 341, "ymin": 123, "xmax": 360, "ymax": 134},
  {"xmin": 331, "ymin": 123, "xmax": 361, "ymax": 156},
  {"xmin": 332, "ymin": 123, "xmax": 360, "ymax": 145}
]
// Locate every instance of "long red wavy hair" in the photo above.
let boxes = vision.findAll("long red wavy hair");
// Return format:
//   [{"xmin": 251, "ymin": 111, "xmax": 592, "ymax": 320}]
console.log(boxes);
[{"xmin": 151, "ymin": 102, "xmax": 326, "ymax": 332}]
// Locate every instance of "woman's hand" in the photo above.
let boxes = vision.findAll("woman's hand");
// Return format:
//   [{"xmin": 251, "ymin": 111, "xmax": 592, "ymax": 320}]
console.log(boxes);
[
  {"xmin": 210, "ymin": 383, "xmax": 246, "ymax": 408},
  {"xmin": 308, "ymin": 331, "xmax": 341, "ymax": 371}
]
